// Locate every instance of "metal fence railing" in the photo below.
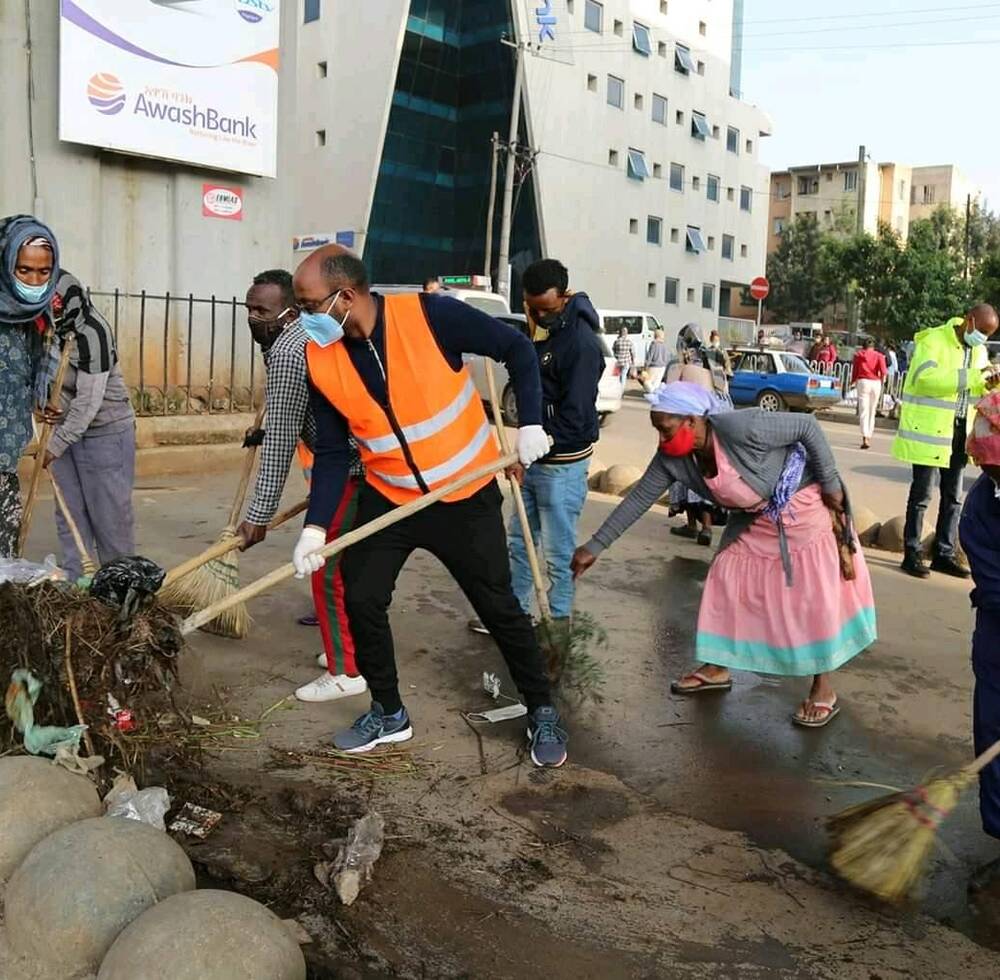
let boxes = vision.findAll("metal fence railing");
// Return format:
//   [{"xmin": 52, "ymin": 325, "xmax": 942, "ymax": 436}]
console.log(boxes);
[{"xmin": 87, "ymin": 290, "xmax": 264, "ymax": 416}]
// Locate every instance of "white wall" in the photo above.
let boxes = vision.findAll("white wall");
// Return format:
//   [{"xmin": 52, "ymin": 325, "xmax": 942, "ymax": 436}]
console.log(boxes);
[
  {"xmin": 514, "ymin": 0, "xmax": 770, "ymax": 336},
  {"xmin": 294, "ymin": 0, "xmax": 409, "ymax": 256}
]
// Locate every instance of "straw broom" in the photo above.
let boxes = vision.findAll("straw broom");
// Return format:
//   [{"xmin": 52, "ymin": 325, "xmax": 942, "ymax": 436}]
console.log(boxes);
[
  {"xmin": 158, "ymin": 405, "xmax": 265, "ymax": 638},
  {"xmin": 828, "ymin": 738, "xmax": 1000, "ymax": 903}
]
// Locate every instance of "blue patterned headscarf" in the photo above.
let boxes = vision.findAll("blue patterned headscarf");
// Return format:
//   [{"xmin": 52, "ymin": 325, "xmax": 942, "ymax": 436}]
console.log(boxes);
[
  {"xmin": 0, "ymin": 214, "xmax": 60, "ymax": 325},
  {"xmin": 646, "ymin": 380, "xmax": 731, "ymax": 417}
]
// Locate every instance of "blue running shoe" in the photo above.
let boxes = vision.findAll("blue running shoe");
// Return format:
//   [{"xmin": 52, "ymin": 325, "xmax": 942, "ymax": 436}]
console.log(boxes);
[
  {"xmin": 333, "ymin": 702, "xmax": 413, "ymax": 754},
  {"xmin": 527, "ymin": 706, "xmax": 568, "ymax": 768}
]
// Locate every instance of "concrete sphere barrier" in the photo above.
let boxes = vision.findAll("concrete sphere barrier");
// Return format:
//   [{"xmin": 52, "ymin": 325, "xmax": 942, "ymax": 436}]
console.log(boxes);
[
  {"xmin": 877, "ymin": 514, "xmax": 930, "ymax": 553},
  {"xmin": 0, "ymin": 757, "xmax": 102, "ymax": 886},
  {"xmin": 5, "ymin": 817, "xmax": 195, "ymax": 976},
  {"xmin": 851, "ymin": 505, "xmax": 881, "ymax": 547},
  {"xmin": 98, "ymin": 890, "xmax": 306, "ymax": 980},
  {"xmin": 600, "ymin": 464, "xmax": 644, "ymax": 496},
  {"xmin": 587, "ymin": 457, "xmax": 607, "ymax": 490}
]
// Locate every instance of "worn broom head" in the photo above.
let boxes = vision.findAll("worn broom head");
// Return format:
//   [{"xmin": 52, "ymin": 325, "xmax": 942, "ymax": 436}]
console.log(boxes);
[
  {"xmin": 827, "ymin": 768, "xmax": 977, "ymax": 903},
  {"xmin": 158, "ymin": 530, "xmax": 250, "ymax": 639}
]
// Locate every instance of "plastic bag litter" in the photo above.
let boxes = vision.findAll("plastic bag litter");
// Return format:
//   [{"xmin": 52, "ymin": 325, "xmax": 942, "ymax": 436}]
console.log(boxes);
[
  {"xmin": 4, "ymin": 669, "xmax": 87, "ymax": 757},
  {"xmin": 104, "ymin": 773, "xmax": 171, "ymax": 831},
  {"xmin": 89, "ymin": 556, "xmax": 166, "ymax": 620},
  {"xmin": 330, "ymin": 812, "xmax": 384, "ymax": 906},
  {"xmin": 0, "ymin": 555, "xmax": 67, "ymax": 586}
]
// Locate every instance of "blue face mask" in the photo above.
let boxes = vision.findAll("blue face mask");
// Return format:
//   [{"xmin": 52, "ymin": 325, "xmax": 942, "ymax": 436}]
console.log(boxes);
[
  {"xmin": 14, "ymin": 278, "xmax": 50, "ymax": 304},
  {"xmin": 299, "ymin": 291, "xmax": 348, "ymax": 348},
  {"xmin": 965, "ymin": 327, "xmax": 989, "ymax": 347}
]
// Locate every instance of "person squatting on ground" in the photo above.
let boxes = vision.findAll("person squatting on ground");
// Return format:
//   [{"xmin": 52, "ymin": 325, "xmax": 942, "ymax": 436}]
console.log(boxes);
[
  {"xmin": 510, "ymin": 259, "xmax": 605, "ymax": 625},
  {"xmin": 0, "ymin": 215, "xmax": 55, "ymax": 557},
  {"xmin": 237, "ymin": 269, "xmax": 368, "ymax": 705},
  {"xmin": 572, "ymin": 381, "xmax": 877, "ymax": 729},
  {"xmin": 960, "ymin": 390, "xmax": 1000, "ymax": 846},
  {"xmin": 291, "ymin": 246, "xmax": 568, "ymax": 767},
  {"xmin": 893, "ymin": 305, "xmax": 999, "ymax": 580},
  {"xmin": 852, "ymin": 337, "xmax": 887, "ymax": 451},
  {"xmin": 42, "ymin": 270, "xmax": 136, "ymax": 578}
]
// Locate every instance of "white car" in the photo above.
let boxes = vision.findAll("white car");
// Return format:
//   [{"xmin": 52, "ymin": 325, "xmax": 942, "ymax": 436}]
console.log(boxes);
[
  {"xmin": 466, "ymin": 313, "xmax": 623, "ymax": 428},
  {"xmin": 597, "ymin": 309, "xmax": 665, "ymax": 367}
]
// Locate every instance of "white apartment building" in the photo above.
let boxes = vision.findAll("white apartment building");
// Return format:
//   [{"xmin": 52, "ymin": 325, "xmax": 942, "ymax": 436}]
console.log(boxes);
[
  {"xmin": 295, "ymin": 0, "xmax": 772, "ymax": 333},
  {"xmin": 909, "ymin": 164, "xmax": 980, "ymax": 222}
]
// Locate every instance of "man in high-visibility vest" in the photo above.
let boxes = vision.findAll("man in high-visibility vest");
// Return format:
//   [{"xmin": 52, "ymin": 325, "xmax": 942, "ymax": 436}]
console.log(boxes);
[
  {"xmin": 892, "ymin": 304, "xmax": 999, "ymax": 579},
  {"xmin": 290, "ymin": 246, "xmax": 567, "ymax": 767}
]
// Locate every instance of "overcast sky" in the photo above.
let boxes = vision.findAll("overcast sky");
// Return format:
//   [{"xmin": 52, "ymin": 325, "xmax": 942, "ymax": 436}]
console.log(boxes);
[{"xmin": 741, "ymin": 0, "xmax": 999, "ymax": 209}]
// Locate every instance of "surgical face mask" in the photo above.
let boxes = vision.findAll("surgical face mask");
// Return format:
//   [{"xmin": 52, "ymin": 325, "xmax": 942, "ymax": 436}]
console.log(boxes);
[
  {"xmin": 299, "ymin": 292, "xmax": 348, "ymax": 348},
  {"xmin": 534, "ymin": 310, "xmax": 564, "ymax": 330},
  {"xmin": 13, "ymin": 278, "xmax": 49, "ymax": 303},
  {"xmin": 965, "ymin": 327, "xmax": 989, "ymax": 347}
]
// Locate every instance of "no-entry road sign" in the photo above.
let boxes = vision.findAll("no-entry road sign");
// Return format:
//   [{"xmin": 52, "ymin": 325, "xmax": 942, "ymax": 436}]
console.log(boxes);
[{"xmin": 750, "ymin": 276, "xmax": 770, "ymax": 301}]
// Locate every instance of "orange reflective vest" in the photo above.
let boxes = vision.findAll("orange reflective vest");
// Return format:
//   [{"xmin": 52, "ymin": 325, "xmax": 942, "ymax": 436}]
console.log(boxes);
[{"xmin": 305, "ymin": 294, "xmax": 499, "ymax": 505}]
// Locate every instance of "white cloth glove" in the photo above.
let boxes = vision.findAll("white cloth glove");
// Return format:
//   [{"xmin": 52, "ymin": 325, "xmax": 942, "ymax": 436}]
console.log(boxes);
[
  {"xmin": 517, "ymin": 424, "xmax": 551, "ymax": 467},
  {"xmin": 292, "ymin": 526, "xmax": 327, "ymax": 579}
]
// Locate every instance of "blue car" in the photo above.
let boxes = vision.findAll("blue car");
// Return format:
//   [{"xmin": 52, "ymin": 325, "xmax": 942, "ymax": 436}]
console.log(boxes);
[{"xmin": 729, "ymin": 348, "xmax": 842, "ymax": 412}]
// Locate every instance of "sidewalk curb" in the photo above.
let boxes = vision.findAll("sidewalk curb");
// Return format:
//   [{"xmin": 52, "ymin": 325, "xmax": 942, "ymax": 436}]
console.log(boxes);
[{"xmin": 816, "ymin": 409, "xmax": 898, "ymax": 431}]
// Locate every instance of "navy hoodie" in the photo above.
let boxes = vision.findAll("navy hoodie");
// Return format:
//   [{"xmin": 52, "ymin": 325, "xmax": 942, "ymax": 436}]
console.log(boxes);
[{"xmin": 534, "ymin": 292, "xmax": 606, "ymax": 462}]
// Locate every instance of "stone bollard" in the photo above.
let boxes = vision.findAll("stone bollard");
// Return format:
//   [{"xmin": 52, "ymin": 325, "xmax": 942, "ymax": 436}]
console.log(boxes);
[
  {"xmin": 600, "ymin": 464, "xmax": 644, "ymax": 496},
  {"xmin": 4, "ymin": 817, "xmax": 195, "ymax": 977},
  {"xmin": 98, "ymin": 890, "xmax": 307, "ymax": 980}
]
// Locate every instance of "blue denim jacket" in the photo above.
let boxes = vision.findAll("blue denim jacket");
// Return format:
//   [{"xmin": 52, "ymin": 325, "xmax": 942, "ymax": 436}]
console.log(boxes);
[{"xmin": 0, "ymin": 325, "xmax": 42, "ymax": 472}]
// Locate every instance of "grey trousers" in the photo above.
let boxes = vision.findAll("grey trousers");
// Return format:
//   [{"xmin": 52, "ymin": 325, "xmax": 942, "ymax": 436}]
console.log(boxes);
[
  {"xmin": 0, "ymin": 472, "xmax": 21, "ymax": 558},
  {"xmin": 51, "ymin": 425, "xmax": 136, "ymax": 578}
]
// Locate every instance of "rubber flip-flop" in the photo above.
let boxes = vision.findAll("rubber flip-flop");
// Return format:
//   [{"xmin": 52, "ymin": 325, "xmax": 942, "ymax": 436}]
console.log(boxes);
[
  {"xmin": 792, "ymin": 698, "xmax": 840, "ymax": 728},
  {"xmin": 670, "ymin": 670, "xmax": 733, "ymax": 695}
]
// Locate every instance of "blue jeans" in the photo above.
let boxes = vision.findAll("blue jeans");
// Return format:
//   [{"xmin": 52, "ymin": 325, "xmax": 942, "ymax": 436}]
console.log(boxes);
[{"xmin": 508, "ymin": 459, "xmax": 589, "ymax": 620}]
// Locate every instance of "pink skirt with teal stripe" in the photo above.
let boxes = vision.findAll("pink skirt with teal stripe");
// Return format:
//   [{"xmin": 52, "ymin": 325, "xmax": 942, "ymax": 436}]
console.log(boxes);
[{"xmin": 695, "ymin": 483, "xmax": 877, "ymax": 676}]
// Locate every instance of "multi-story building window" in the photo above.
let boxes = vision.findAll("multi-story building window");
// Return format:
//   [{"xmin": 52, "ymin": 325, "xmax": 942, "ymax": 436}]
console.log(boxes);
[
  {"xmin": 664, "ymin": 277, "xmax": 679, "ymax": 304},
  {"xmin": 675, "ymin": 43, "xmax": 695, "ymax": 75},
  {"xmin": 584, "ymin": 0, "xmax": 603, "ymax": 33},
  {"xmin": 633, "ymin": 22, "xmax": 653, "ymax": 56},
  {"xmin": 923, "ymin": 185, "xmax": 935, "ymax": 204},
  {"xmin": 798, "ymin": 176, "xmax": 818, "ymax": 195},
  {"xmin": 707, "ymin": 174, "xmax": 720, "ymax": 202},
  {"xmin": 686, "ymin": 226, "xmax": 706, "ymax": 253},
  {"xmin": 740, "ymin": 186, "xmax": 752, "ymax": 212},
  {"xmin": 843, "ymin": 170, "xmax": 858, "ymax": 192},
  {"xmin": 669, "ymin": 162, "xmax": 684, "ymax": 191},
  {"xmin": 702, "ymin": 283, "xmax": 715, "ymax": 310},
  {"xmin": 627, "ymin": 148, "xmax": 650, "ymax": 180},
  {"xmin": 304, "ymin": 0, "xmax": 320, "ymax": 23},
  {"xmin": 726, "ymin": 126, "xmax": 739, "ymax": 154},
  {"xmin": 722, "ymin": 234, "xmax": 734, "ymax": 260},
  {"xmin": 691, "ymin": 111, "xmax": 711, "ymax": 141},
  {"xmin": 652, "ymin": 93, "xmax": 668, "ymax": 125},
  {"xmin": 647, "ymin": 215, "xmax": 663, "ymax": 245},
  {"xmin": 607, "ymin": 74, "xmax": 624, "ymax": 109}
]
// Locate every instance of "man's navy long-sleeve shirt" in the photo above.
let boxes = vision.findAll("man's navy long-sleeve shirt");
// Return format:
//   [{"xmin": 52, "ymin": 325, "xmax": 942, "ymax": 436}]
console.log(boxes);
[{"xmin": 305, "ymin": 293, "xmax": 542, "ymax": 529}]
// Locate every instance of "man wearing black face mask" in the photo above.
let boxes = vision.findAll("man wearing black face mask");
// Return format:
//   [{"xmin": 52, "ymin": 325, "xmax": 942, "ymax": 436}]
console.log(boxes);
[
  {"xmin": 238, "ymin": 268, "xmax": 368, "ymax": 706},
  {"xmin": 509, "ymin": 259, "xmax": 604, "ymax": 624}
]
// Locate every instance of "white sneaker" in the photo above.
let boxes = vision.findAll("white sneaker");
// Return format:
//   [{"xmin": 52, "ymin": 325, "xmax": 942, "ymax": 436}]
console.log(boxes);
[{"xmin": 295, "ymin": 673, "xmax": 368, "ymax": 703}]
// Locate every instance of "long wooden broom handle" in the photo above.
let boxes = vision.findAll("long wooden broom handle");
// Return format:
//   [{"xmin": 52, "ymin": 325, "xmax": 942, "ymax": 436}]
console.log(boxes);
[
  {"xmin": 483, "ymin": 360, "xmax": 552, "ymax": 622},
  {"xmin": 49, "ymin": 472, "xmax": 98, "ymax": 577},
  {"xmin": 160, "ymin": 498, "xmax": 308, "ymax": 589},
  {"xmin": 224, "ymin": 404, "xmax": 267, "ymax": 531},
  {"xmin": 17, "ymin": 338, "xmax": 75, "ymax": 556},
  {"xmin": 181, "ymin": 451, "xmax": 518, "ymax": 636},
  {"xmin": 966, "ymin": 738, "xmax": 1000, "ymax": 775}
]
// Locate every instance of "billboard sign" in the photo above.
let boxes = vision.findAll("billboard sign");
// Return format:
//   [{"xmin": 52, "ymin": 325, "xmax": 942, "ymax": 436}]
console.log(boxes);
[
  {"xmin": 59, "ymin": 0, "xmax": 280, "ymax": 178},
  {"xmin": 292, "ymin": 233, "xmax": 334, "ymax": 252}
]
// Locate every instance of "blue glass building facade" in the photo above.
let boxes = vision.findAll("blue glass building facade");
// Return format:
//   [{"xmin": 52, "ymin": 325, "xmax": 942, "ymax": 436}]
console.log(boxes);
[{"xmin": 364, "ymin": 0, "xmax": 539, "ymax": 288}]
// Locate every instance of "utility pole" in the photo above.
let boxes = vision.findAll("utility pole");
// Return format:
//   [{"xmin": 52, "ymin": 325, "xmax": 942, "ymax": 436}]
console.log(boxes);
[
  {"xmin": 855, "ymin": 144, "xmax": 866, "ymax": 236},
  {"xmin": 496, "ymin": 38, "xmax": 526, "ymax": 305},
  {"xmin": 483, "ymin": 132, "xmax": 500, "ymax": 282},
  {"xmin": 964, "ymin": 192, "xmax": 972, "ymax": 281}
]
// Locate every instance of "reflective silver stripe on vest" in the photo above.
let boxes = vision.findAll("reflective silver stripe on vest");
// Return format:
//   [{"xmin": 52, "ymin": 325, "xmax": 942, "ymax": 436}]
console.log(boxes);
[
  {"xmin": 957, "ymin": 367, "xmax": 968, "ymax": 391},
  {"xmin": 371, "ymin": 419, "xmax": 493, "ymax": 490},
  {"xmin": 356, "ymin": 377, "xmax": 478, "ymax": 454},
  {"xmin": 896, "ymin": 428, "xmax": 952, "ymax": 447},
  {"xmin": 900, "ymin": 393, "xmax": 957, "ymax": 410},
  {"xmin": 909, "ymin": 359, "xmax": 937, "ymax": 385}
]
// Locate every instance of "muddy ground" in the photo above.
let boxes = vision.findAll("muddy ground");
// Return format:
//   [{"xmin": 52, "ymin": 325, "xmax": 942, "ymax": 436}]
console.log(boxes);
[{"xmin": 6, "ymin": 470, "xmax": 1000, "ymax": 978}]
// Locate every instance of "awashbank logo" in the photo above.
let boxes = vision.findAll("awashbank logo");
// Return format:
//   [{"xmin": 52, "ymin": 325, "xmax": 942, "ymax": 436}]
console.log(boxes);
[
  {"xmin": 87, "ymin": 73, "xmax": 126, "ymax": 115},
  {"xmin": 236, "ymin": 0, "xmax": 272, "ymax": 23}
]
